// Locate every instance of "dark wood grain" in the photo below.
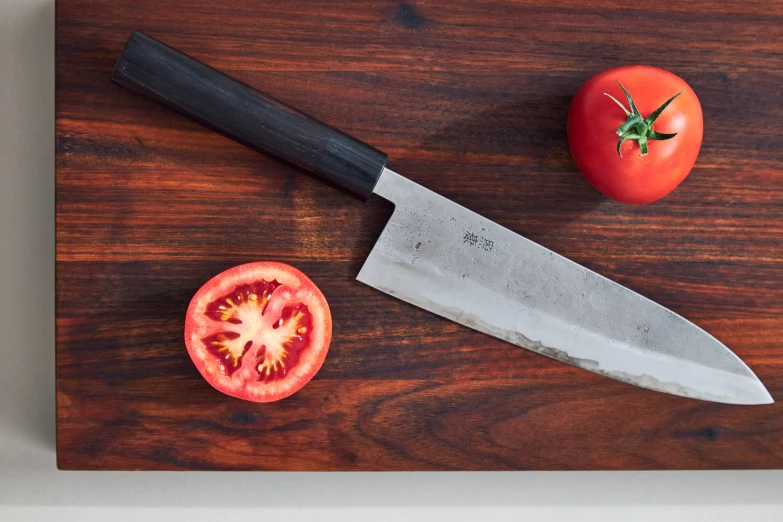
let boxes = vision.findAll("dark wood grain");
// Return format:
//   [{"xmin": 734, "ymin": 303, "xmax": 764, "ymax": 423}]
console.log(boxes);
[{"xmin": 56, "ymin": 0, "xmax": 783, "ymax": 470}]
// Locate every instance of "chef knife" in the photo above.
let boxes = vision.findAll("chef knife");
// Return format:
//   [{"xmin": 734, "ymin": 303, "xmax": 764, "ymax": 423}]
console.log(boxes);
[{"xmin": 112, "ymin": 31, "xmax": 773, "ymax": 405}]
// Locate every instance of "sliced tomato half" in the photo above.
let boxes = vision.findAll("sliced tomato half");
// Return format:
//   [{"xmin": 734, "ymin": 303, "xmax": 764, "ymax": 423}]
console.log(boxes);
[{"xmin": 184, "ymin": 262, "xmax": 332, "ymax": 402}]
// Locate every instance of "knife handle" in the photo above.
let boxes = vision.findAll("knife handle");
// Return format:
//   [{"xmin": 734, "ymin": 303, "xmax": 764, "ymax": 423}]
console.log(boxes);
[{"xmin": 112, "ymin": 31, "xmax": 388, "ymax": 201}]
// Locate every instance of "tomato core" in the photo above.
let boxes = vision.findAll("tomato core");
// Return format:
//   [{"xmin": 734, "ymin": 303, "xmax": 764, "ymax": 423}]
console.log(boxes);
[{"xmin": 200, "ymin": 279, "xmax": 313, "ymax": 382}]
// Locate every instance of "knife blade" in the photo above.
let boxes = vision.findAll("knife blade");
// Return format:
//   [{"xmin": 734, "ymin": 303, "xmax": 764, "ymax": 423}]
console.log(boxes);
[
  {"xmin": 112, "ymin": 32, "xmax": 773, "ymax": 405},
  {"xmin": 359, "ymin": 168, "xmax": 772, "ymax": 405}
]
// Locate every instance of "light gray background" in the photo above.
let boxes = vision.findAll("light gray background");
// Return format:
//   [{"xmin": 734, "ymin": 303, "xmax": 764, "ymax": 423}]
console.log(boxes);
[{"xmin": 1, "ymin": 0, "xmax": 781, "ymax": 520}]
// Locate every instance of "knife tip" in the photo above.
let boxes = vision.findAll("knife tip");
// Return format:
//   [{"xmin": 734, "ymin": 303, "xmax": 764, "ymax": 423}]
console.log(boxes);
[
  {"xmin": 757, "ymin": 389, "xmax": 775, "ymax": 405},
  {"xmin": 735, "ymin": 379, "xmax": 775, "ymax": 405}
]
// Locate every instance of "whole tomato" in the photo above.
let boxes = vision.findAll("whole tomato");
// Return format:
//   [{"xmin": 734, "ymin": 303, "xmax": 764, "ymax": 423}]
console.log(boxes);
[{"xmin": 568, "ymin": 66, "xmax": 703, "ymax": 204}]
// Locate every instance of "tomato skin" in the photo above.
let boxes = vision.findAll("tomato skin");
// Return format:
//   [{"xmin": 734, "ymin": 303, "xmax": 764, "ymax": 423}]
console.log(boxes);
[
  {"xmin": 568, "ymin": 66, "xmax": 703, "ymax": 204},
  {"xmin": 184, "ymin": 262, "xmax": 332, "ymax": 403}
]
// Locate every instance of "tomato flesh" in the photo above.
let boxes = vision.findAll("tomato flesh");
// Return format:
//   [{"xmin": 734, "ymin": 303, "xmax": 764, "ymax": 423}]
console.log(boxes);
[{"xmin": 185, "ymin": 262, "xmax": 331, "ymax": 402}]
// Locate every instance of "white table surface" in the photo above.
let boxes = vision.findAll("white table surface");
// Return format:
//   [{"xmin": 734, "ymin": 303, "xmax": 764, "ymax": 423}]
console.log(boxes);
[{"xmin": 1, "ymin": 0, "xmax": 781, "ymax": 520}]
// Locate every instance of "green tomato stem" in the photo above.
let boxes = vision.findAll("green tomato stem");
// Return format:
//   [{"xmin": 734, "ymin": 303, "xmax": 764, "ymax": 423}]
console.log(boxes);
[{"xmin": 605, "ymin": 82, "xmax": 685, "ymax": 158}]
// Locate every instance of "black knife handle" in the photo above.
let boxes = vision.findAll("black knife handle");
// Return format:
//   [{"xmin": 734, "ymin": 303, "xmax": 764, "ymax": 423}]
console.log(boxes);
[{"xmin": 112, "ymin": 31, "xmax": 388, "ymax": 201}]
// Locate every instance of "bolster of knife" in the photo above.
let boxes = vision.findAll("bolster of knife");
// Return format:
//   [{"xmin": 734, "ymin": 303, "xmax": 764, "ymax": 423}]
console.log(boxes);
[{"xmin": 112, "ymin": 31, "xmax": 388, "ymax": 201}]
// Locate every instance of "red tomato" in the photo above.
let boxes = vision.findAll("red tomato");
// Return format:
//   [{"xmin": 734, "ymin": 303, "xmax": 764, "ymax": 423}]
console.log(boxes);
[
  {"xmin": 185, "ymin": 262, "xmax": 332, "ymax": 402},
  {"xmin": 568, "ymin": 66, "xmax": 703, "ymax": 204}
]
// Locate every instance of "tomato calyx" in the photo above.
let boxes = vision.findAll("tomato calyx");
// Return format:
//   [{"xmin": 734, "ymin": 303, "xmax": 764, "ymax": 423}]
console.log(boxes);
[{"xmin": 604, "ymin": 81, "xmax": 684, "ymax": 158}]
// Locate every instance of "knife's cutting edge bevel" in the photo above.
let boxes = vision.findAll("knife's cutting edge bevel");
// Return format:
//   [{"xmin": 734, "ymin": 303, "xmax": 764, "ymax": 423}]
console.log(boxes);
[{"xmin": 357, "ymin": 168, "xmax": 774, "ymax": 405}]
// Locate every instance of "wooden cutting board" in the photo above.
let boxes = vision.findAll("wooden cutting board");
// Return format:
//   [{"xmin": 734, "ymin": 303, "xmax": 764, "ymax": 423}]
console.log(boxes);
[{"xmin": 56, "ymin": 0, "xmax": 783, "ymax": 470}]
